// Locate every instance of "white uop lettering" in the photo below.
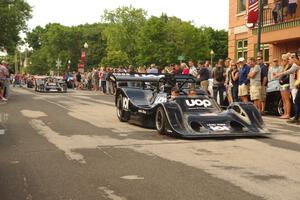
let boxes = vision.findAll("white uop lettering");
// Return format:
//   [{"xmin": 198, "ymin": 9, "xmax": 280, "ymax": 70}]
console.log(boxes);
[
  {"xmin": 185, "ymin": 99, "xmax": 212, "ymax": 108},
  {"xmin": 154, "ymin": 97, "xmax": 167, "ymax": 104}
]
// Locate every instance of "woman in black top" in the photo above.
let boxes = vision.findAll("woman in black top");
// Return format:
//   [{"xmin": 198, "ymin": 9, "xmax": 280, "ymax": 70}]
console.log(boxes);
[{"xmin": 230, "ymin": 62, "xmax": 240, "ymax": 102}]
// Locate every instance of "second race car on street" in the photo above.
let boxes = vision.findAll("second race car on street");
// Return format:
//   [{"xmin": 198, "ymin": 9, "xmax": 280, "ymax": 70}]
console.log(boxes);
[{"xmin": 35, "ymin": 76, "xmax": 67, "ymax": 93}]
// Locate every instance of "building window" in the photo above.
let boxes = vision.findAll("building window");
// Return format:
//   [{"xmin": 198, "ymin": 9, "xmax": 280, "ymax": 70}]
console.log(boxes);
[
  {"xmin": 237, "ymin": 0, "xmax": 246, "ymax": 13},
  {"xmin": 255, "ymin": 44, "xmax": 270, "ymax": 63},
  {"xmin": 261, "ymin": 44, "xmax": 269, "ymax": 63},
  {"xmin": 236, "ymin": 39, "xmax": 248, "ymax": 60}
]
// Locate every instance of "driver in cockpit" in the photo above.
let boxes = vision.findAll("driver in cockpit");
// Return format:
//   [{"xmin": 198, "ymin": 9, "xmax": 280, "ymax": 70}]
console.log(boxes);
[
  {"xmin": 188, "ymin": 87, "xmax": 197, "ymax": 97},
  {"xmin": 170, "ymin": 86, "xmax": 180, "ymax": 100}
]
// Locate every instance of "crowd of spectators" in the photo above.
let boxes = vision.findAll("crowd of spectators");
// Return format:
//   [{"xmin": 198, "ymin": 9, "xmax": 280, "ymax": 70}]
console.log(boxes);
[
  {"xmin": 1, "ymin": 47, "xmax": 300, "ymax": 124},
  {"xmin": 68, "ymin": 48, "xmax": 297, "ymax": 124},
  {"xmin": 272, "ymin": 0, "xmax": 299, "ymax": 24}
]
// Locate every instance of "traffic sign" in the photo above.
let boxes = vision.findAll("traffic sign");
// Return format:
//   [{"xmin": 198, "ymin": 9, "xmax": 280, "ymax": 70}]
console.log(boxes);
[
  {"xmin": 177, "ymin": 55, "xmax": 185, "ymax": 61},
  {"xmin": 56, "ymin": 58, "xmax": 62, "ymax": 68}
]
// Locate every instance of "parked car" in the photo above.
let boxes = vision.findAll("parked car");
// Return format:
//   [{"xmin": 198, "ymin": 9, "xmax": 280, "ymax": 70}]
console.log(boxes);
[
  {"xmin": 265, "ymin": 80, "xmax": 294, "ymax": 116},
  {"xmin": 208, "ymin": 79, "xmax": 290, "ymax": 116}
]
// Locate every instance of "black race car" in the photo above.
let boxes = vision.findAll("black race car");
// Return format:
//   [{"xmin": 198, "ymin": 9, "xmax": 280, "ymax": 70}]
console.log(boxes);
[
  {"xmin": 110, "ymin": 73, "xmax": 269, "ymax": 138},
  {"xmin": 35, "ymin": 76, "xmax": 67, "ymax": 93}
]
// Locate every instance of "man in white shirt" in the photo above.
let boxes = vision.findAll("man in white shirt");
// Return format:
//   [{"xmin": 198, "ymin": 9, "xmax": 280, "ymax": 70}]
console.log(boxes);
[
  {"xmin": 188, "ymin": 60, "xmax": 197, "ymax": 77},
  {"xmin": 148, "ymin": 64, "xmax": 158, "ymax": 74}
]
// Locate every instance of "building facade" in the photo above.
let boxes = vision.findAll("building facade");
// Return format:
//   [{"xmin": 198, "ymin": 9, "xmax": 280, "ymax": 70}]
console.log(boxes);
[{"xmin": 229, "ymin": 0, "xmax": 300, "ymax": 63}]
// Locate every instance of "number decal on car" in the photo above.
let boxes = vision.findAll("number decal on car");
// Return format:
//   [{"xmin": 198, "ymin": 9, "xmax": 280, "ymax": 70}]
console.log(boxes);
[{"xmin": 123, "ymin": 97, "xmax": 129, "ymax": 110}]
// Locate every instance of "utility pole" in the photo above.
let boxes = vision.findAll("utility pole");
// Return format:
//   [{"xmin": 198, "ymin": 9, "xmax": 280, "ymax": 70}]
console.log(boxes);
[
  {"xmin": 19, "ymin": 50, "xmax": 22, "ymax": 72},
  {"xmin": 14, "ymin": 49, "xmax": 18, "ymax": 73},
  {"xmin": 257, "ymin": 0, "xmax": 264, "ymax": 55}
]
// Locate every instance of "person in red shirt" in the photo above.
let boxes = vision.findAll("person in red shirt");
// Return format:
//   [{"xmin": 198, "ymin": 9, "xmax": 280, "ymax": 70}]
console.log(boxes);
[{"xmin": 181, "ymin": 63, "xmax": 189, "ymax": 75}]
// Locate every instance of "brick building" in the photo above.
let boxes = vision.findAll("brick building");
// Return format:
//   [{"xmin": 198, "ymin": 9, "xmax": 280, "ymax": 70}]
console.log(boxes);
[{"xmin": 228, "ymin": 0, "xmax": 300, "ymax": 63}]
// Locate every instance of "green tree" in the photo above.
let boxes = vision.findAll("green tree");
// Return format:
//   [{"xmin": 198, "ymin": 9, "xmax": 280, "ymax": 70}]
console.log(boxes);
[
  {"xmin": 25, "ymin": 6, "xmax": 228, "ymax": 74},
  {"xmin": 102, "ymin": 6, "xmax": 147, "ymax": 64},
  {"xmin": 26, "ymin": 23, "xmax": 107, "ymax": 74},
  {"xmin": 0, "ymin": 0, "xmax": 32, "ymax": 53},
  {"xmin": 26, "ymin": 25, "xmax": 44, "ymax": 50},
  {"xmin": 101, "ymin": 50, "xmax": 129, "ymax": 67},
  {"xmin": 78, "ymin": 23, "xmax": 107, "ymax": 68},
  {"xmin": 136, "ymin": 15, "xmax": 209, "ymax": 66},
  {"xmin": 203, "ymin": 27, "xmax": 228, "ymax": 61}
]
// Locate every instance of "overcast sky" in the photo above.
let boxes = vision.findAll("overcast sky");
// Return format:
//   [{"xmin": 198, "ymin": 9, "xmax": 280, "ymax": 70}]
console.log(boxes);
[{"xmin": 26, "ymin": 0, "xmax": 229, "ymax": 30}]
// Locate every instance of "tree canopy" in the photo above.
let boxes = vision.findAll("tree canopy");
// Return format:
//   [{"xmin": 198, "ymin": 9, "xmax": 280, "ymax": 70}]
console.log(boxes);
[
  {"xmin": 26, "ymin": 23, "xmax": 107, "ymax": 74},
  {"xmin": 0, "ymin": 0, "xmax": 32, "ymax": 54},
  {"xmin": 25, "ymin": 6, "xmax": 228, "ymax": 74}
]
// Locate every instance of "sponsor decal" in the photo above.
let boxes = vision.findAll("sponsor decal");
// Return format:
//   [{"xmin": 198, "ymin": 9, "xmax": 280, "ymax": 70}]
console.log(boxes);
[
  {"xmin": 113, "ymin": 73, "xmax": 130, "ymax": 76},
  {"xmin": 138, "ymin": 109, "xmax": 147, "ymax": 114},
  {"xmin": 47, "ymin": 86, "xmax": 58, "ymax": 89},
  {"xmin": 123, "ymin": 97, "xmax": 129, "ymax": 110},
  {"xmin": 185, "ymin": 99, "xmax": 212, "ymax": 108},
  {"xmin": 207, "ymin": 124, "xmax": 230, "ymax": 131},
  {"xmin": 200, "ymin": 113, "xmax": 218, "ymax": 116},
  {"xmin": 154, "ymin": 96, "xmax": 167, "ymax": 104},
  {"xmin": 134, "ymin": 74, "xmax": 165, "ymax": 78}
]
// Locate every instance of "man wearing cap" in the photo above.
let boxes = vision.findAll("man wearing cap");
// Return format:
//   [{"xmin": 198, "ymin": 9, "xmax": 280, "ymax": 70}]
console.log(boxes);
[{"xmin": 237, "ymin": 57, "xmax": 250, "ymax": 102}]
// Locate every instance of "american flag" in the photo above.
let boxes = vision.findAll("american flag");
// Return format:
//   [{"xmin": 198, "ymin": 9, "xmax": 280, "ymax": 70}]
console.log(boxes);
[{"xmin": 247, "ymin": 0, "xmax": 259, "ymax": 23}]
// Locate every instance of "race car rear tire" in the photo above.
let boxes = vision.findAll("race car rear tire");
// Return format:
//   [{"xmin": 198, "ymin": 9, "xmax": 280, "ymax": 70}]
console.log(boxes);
[
  {"xmin": 155, "ymin": 107, "xmax": 167, "ymax": 135},
  {"xmin": 116, "ymin": 95, "xmax": 129, "ymax": 122}
]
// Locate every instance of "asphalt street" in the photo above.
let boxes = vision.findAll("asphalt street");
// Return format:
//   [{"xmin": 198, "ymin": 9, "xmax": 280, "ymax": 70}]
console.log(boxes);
[{"xmin": 1, "ymin": 87, "xmax": 300, "ymax": 200}]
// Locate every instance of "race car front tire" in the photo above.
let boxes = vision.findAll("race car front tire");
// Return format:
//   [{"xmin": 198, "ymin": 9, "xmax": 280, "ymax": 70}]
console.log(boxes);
[
  {"xmin": 116, "ymin": 95, "xmax": 129, "ymax": 122},
  {"xmin": 155, "ymin": 107, "xmax": 167, "ymax": 135}
]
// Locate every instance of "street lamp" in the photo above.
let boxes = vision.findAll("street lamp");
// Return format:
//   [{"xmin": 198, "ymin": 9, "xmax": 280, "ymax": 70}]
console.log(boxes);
[
  {"xmin": 79, "ymin": 42, "xmax": 88, "ymax": 73},
  {"xmin": 84, "ymin": 42, "xmax": 88, "ymax": 70},
  {"xmin": 210, "ymin": 49, "xmax": 214, "ymax": 67},
  {"xmin": 67, "ymin": 60, "xmax": 71, "ymax": 71}
]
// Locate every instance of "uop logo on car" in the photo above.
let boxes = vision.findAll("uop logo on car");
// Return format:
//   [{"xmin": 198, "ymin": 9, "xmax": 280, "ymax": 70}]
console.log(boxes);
[{"xmin": 185, "ymin": 99, "xmax": 212, "ymax": 108}]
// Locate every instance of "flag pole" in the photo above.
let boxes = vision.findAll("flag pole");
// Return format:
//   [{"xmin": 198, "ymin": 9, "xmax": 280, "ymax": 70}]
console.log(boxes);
[{"xmin": 257, "ymin": 0, "xmax": 263, "ymax": 56}]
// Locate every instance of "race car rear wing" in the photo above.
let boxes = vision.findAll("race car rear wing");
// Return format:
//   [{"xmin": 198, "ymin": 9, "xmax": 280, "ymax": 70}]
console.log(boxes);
[
  {"xmin": 109, "ymin": 73, "xmax": 196, "ymax": 85},
  {"xmin": 109, "ymin": 73, "xmax": 165, "ymax": 83}
]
